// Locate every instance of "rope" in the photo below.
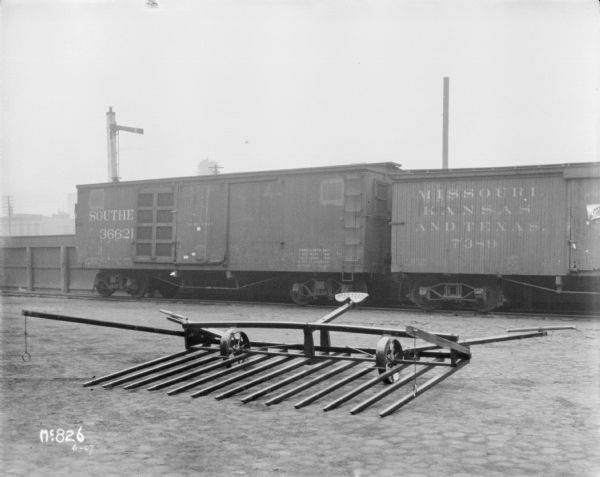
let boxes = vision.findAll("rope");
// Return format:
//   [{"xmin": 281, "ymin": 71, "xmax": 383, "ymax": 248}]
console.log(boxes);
[{"xmin": 412, "ymin": 333, "xmax": 417, "ymax": 397}]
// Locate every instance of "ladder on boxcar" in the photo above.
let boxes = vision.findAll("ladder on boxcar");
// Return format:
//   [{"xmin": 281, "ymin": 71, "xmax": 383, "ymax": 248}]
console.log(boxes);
[{"xmin": 343, "ymin": 175, "xmax": 363, "ymax": 283}]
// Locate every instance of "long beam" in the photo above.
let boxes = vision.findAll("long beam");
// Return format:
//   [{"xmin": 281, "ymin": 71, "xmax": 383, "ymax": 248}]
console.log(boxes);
[
  {"xmin": 184, "ymin": 320, "xmax": 457, "ymax": 340},
  {"xmin": 409, "ymin": 330, "xmax": 546, "ymax": 352},
  {"xmin": 22, "ymin": 310, "xmax": 184, "ymax": 336}
]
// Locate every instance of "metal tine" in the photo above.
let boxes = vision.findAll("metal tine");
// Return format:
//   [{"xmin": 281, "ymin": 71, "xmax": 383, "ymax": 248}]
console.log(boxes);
[
  {"xmin": 213, "ymin": 358, "xmax": 313, "ymax": 401},
  {"xmin": 240, "ymin": 355, "xmax": 343, "ymax": 404},
  {"xmin": 349, "ymin": 364, "xmax": 435, "ymax": 415},
  {"xmin": 190, "ymin": 356, "xmax": 294, "ymax": 398},
  {"xmin": 83, "ymin": 348, "xmax": 199, "ymax": 387},
  {"xmin": 103, "ymin": 351, "xmax": 220, "ymax": 388},
  {"xmin": 123, "ymin": 353, "xmax": 250, "ymax": 390},
  {"xmin": 379, "ymin": 359, "xmax": 470, "ymax": 418},
  {"xmin": 294, "ymin": 366, "xmax": 375, "ymax": 409},
  {"xmin": 322, "ymin": 364, "xmax": 411, "ymax": 412},
  {"xmin": 161, "ymin": 354, "xmax": 273, "ymax": 394},
  {"xmin": 266, "ymin": 359, "xmax": 360, "ymax": 406}
]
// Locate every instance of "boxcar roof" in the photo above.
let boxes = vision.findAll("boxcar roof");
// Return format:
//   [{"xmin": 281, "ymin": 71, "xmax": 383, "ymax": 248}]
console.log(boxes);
[
  {"xmin": 392, "ymin": 161, "xmax": 600, "ymax": 181},
  {"xmin": 77, "ymin": 162, "xmax": 402, "ymax": 189}
]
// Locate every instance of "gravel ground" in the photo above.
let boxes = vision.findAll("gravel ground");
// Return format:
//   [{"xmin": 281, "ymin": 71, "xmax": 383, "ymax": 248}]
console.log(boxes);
[{"xmin": 1, "ymin": 295, "xmax": 599, "ymax": 476}]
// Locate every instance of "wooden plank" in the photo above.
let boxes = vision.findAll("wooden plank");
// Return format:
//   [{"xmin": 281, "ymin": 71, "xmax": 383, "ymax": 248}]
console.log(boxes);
[{"xmin": 405, "ymin": 326, "xmax": 470, "ymax": 357}]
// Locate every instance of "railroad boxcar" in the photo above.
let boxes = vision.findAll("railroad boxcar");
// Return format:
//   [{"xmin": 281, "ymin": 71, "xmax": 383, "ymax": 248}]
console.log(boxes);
[
  {"xmin": 391, "ymin": 162, "xmax": 600, "ymax": 311},
  {"xmin": 75, "ymin": 162, "xmax": 401, "ymax": 303}
]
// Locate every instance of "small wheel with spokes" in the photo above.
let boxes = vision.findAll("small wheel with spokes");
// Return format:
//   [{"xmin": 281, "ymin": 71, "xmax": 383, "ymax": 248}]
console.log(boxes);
[
  {"xmin": 219, "ymin": 329, "xmax": 250, "ymax": 358},
  {"xmin": 375, "ymin": 337, "xmax": 403, "ymax": 384}
]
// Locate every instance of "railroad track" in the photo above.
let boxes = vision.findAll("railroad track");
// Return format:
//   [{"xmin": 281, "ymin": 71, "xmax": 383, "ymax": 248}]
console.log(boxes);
[{"xmin": 2, "ymin": 289, "xmax": 598, "ymax": 320}]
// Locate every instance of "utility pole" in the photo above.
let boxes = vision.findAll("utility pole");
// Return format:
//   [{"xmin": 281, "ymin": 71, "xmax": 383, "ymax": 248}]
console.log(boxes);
[
  {"xmin": 442, "ymin": 77, "xmax": 450, "ymax": 169},
  {"xmin": 107, "ymin": 107, "xmax": 144, "ymax": 182},
  {"xmin": 209, "ymin": 163, "xmax": 223, "ymax": 175},
  {"xmin": 1, "ymin": 196, "xmax": 14, "ymax": 235}
]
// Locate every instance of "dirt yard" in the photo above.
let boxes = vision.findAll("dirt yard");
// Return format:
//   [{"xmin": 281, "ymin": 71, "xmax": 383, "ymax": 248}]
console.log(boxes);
[{"xmin": 1, "ymin": 295, "xmax": 599, "ymax": 476}]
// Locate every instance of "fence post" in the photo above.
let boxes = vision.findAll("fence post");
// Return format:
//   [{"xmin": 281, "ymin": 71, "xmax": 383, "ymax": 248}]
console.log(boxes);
[
  {"xmin": 26, "ymin": 247, "xmax": 33, "ymax": 291},
  {"xmin": 60, "ymin": 246, "xmax": 69, "ymax": 293}
]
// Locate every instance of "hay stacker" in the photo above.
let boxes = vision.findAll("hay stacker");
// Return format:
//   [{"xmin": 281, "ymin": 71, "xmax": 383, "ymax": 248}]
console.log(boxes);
[{"xmin": 21, "ymin": 293, "xmax": 572, "ymax": 417}]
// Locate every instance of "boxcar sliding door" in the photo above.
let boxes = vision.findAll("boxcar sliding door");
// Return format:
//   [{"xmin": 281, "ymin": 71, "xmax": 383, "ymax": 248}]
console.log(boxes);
[
  {"xmin": 567, "ymin": 174, "xmax": 600, "ymax": 272},
  {"xmin": 175, "ymin": 182, "xmax": 228, "ymax": 265}
]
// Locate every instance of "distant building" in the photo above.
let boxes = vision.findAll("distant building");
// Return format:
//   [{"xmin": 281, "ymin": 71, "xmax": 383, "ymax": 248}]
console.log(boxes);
[
  {"xmin": 197, "ymin": 159, "xmax": 222, "ymax": 175},
  {"xmin": 67, "ymin": 193, "xmax": 77, "ymax": 218},
  {"xmin": 0, "ymin": 212, "xmax": 74, "ymax": 236}
]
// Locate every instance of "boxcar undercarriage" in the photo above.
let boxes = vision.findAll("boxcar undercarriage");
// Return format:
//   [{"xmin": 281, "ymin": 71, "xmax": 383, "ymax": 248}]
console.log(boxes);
[
  {"xmin": 398, "ymin": 273, "xmax": 600, "ymax": 312},
  {"xmin": 92, "ymin": 269, "xmax": 372, "ymax": 305}
]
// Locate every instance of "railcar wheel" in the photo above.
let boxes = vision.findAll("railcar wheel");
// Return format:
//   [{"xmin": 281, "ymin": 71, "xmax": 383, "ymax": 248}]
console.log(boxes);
[
  {"xmin": 158, "ymin": 280, "xmax": 180, "ymax": 298},
  {"xmin": 375, "ymin": 337, "xmax": 403, "ymax": 384},
  {"xmin": 290, "ymin": 281, "xmax": 316, "ymax": 305},
  {"xmin": 219, "ymin": 329, "xmax": 250, "ymax": 358},
  {"xmin": 472, "ymin": 284, "xmax": 503, "ymax": 312},
  {"xmin": 94, "ymin": 275, "xmax": 115, "ymax": 297},
  {"xmin": 408, "ymin": 279, "xmax": 441, "ymax": 311},
  {"xmin": 125, "ymin": 275, "xmax": 148, "ymax": 298}
]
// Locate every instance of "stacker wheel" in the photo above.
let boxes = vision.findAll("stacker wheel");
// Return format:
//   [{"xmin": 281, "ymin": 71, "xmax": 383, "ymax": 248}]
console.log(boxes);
[
  {"xmin": 375, "ymin": 337, "xmax": 403, "ymax": 384},
  {"xmin": 220, "ymin": 329, "xmax": 250, "ymax": 358}
]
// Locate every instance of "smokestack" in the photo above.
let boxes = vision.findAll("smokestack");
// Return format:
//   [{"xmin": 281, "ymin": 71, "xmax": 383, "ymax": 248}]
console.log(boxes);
[
  {"xmin": 442, "ymin": 77, "xmax": 450, "ymax": 169},
  {"xmin": 107, "ymin": 106, "xmax": 118, "ymax": 182}
]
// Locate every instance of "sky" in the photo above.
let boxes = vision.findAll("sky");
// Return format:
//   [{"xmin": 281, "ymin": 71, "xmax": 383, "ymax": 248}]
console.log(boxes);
[{"xmin": 1, "ymin": 0, "xmax": 599, "ymax": 215}]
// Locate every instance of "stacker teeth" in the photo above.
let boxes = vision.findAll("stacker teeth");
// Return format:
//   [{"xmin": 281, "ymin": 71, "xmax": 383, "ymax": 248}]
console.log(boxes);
[
  {"xmin": 102, "ymin": 351, "xmax": 220, "ymax": 388},
  {"xmin": 122, "ymin": 353, "xmax": 251, "ymax": 390},
  {"xmin": 240, "ymin": 356, "xmax": 342, "ymax": 404},
  {"xmin": 213, "ymin": 358, "xmax": 311, "ymax": 400},
  {"xmin": 190, "ymin": 356, "xmax": 294, "ymax": 398},
  {"xmin": 151, "ymin": 354, "xmax": 273, "ymax": 392},
  {"xmin": 263, "ymin": 359, "xmax": 360, "ymax": 406},
  {"xmin": 294, "ymin": 366, "xmax": 375, "ymax": 409},
  {"xmin": 83, "ymin": 348, "xmax": 198, "ymax": 387}
]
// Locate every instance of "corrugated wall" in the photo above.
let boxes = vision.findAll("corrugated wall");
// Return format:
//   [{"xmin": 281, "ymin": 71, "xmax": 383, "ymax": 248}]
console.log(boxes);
[
  {"xmin": 0, "ymin": 235, "xmax": 95, "ymax": 292},
  {"xmin": 568, "ymin": 177, "xmax": 600, "ymax": 272},
  {"xmin": 392, "ymin": 175, "xmax": 569, "ymax": 276}
]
